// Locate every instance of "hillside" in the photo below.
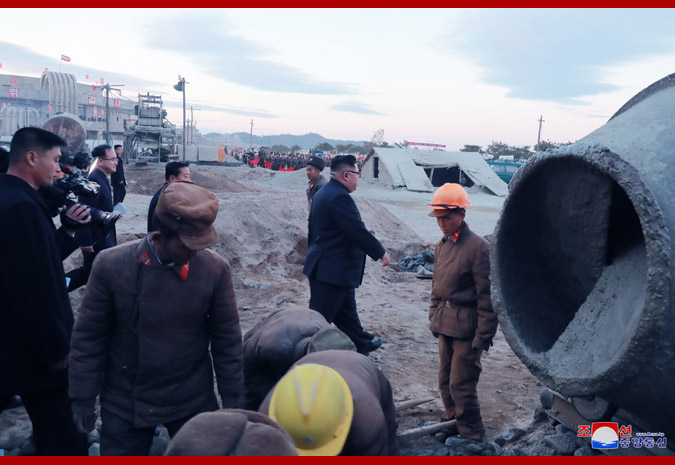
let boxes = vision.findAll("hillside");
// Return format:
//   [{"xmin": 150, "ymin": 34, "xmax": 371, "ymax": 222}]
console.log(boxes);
[{"xmin": 200, "ymin": 131, "xmax": 366, "ymax": 150}]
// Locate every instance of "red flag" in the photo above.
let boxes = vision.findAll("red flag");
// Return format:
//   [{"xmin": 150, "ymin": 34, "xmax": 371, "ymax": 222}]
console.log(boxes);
[
  {"xmin": 85, "ymin": 74, "xmax": 89, "ymax": 79},
  {"xmin": 100, "ymin": 78, "xmax": 104, "ymax": 85},
  {"xmin": 0, "ymin": 63, "xmax": 3, "ymax": 68},
  {"xmin": 265, "ymin": 161, "xmax": 273, "ymax": 169},
  {"xmin": 61, "ymin": 55, "xmax": 71, "ymax": 62}
]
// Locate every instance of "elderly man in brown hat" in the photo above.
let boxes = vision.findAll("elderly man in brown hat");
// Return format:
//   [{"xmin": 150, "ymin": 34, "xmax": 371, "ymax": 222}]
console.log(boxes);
[{"xmin": 68, "ymin": 181, "xmax": 244, "ymax": 456}]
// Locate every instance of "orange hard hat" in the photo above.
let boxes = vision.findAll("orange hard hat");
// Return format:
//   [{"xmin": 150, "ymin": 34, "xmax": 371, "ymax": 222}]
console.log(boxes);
[{"xmin": 427, "ymin": 183, "xmax": 470, "ymax": 217}]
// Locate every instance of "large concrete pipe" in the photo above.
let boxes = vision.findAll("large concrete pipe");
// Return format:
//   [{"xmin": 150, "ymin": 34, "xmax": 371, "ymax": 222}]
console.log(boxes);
[{"xmin": 492, "ymin": 73, "xmax": 674, "ymax": 437}]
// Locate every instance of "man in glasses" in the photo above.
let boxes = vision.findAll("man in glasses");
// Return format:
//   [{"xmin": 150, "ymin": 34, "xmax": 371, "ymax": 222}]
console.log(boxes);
[
  {"xmin": 66, "ymin": 145, "xmax": 119, "ymax": 291},
  {"xmin": 303, "ymin": 155, "xmax": 390, "ymax": 356}
]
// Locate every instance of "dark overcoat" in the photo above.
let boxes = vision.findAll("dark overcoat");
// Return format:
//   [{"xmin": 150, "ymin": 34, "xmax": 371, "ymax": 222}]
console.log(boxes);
[{"xmin": 0, "ymin": 174, "xmax": 78, "ymax": 395}]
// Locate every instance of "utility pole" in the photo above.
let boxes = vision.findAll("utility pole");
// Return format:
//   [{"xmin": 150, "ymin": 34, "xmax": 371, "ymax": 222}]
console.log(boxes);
[
  {"xmin": 189, "ymin": 107, "xmax": 201, "ymax": 144},
  {"xmin": 173, "ymin": 76, "xmax": 188, "ymax": 160},
  {"xmin": 250, "ymin": 119, "xmax": 253, "ymax": 150},
  {"xmin": 103, "ymin": 83, "xmax": 124, "ymax": 146},
  {"xmin": 537, "ymin": 115, "xmax": 545, "ymax": 149}
]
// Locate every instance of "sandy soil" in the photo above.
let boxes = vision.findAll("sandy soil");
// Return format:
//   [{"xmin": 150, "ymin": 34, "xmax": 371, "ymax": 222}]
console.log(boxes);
[{"xmin": 2, "ymin": 163, "xmax": 544, "ymax": 454}]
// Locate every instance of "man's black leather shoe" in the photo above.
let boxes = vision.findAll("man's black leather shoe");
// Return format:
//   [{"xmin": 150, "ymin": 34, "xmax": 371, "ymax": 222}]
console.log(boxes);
[{"xmin": 361, "ymin": 337, "xmax": 384, "ymax": 355}]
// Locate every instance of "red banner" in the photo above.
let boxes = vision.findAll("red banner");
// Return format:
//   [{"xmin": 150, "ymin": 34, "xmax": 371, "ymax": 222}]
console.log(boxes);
[
  {"xmin": 250, "ymin": 158, "xmax": 260, "ymax": 166},
  {"xmin": 405, "ymin": 141, "xmax": 446, "ymax": 148},
  {"xmin": 264, "ymin": 161, "xmax": 273, "ymax": 169}
]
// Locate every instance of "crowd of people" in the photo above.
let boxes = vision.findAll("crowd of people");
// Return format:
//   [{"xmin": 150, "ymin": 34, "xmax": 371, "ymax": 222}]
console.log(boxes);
[
  {"xmin": 0, "ymin": 128, "xmax": 496, "ymax": 456},
  {"xmin": 232, "ymin": 149, "xmax": 365, "ymax": 172}
]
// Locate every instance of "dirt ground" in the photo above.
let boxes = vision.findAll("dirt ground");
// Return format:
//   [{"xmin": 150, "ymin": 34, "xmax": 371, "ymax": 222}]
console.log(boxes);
[{"xmin": 1, "ymin": 163, "xmax": 545, "ymax": 455}]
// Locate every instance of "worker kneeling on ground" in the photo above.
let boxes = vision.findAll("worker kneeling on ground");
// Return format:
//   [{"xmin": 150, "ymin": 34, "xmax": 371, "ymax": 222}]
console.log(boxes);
[
  {"xmin": 259, "ymin": 350, "xmax": 399, "ymax": 456},
  {"xmin": 427, "ymin": 183, "xmax": 498, "ymax": 442},
  {"xmin": 165, "ymin": 409, "xmax": 297, "ymax": 456},
  {"xmin": 242, "ymin": 308, "xmax": 355, "ymax": 410}
]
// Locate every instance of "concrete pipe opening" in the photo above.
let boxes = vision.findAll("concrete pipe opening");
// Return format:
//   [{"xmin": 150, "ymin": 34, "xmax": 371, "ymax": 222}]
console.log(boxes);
[{"xmin": 493, "ymin": 150, "xmax": 667, "ymax": 396}]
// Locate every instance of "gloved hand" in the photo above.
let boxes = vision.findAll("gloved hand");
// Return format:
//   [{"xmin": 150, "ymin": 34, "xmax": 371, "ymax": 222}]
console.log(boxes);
[
  {"xmin": 472, "ymin": 337, "xmax": 493, "ymax": 352},
  {"xmin": 431, "ymin": 331, "xmax": 440, "ymax": 339},
  {"xmin": 72, "ymin": 398, "xmax": 97, "ymax": 433}
]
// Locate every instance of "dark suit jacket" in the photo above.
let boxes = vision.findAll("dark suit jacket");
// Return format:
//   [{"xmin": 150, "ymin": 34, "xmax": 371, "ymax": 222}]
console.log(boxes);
[
  {"xmin": 75, "ymin": 168, "xmax": 116, "ymax": 251},
  {"xmin": 304, "ymin": 179, "xmax": 385, "ymax": 288},
  {"xmin": 111, "ymin": 155, "xmax": 126, "ymax": 186},
  {"xmin": 147, "ymin": 184, "xmax": 166, "ymax": 232},
  {"xmin": 0, "ymin": 174, "xmax": 78, "ymax": 394}
]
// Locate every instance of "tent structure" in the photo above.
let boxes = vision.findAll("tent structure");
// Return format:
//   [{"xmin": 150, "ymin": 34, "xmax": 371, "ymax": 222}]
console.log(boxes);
[{"xmin": 361, "ymin": 147, "xmax": 508, "ymax": 196}]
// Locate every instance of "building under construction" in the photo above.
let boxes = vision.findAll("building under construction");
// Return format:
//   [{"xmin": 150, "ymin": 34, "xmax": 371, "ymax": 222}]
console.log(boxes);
[{"xmin": 0, "ymin": 70, "xmax": 135, "ymax": 143}]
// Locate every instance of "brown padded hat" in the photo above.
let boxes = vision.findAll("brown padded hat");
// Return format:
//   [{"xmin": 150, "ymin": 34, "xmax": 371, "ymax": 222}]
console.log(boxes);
[
  {"xmin": 155, "ymin": 181, "xmax": 219, "ymax": 251},
  {"xmin": 165, "ymin": 409, "xmax": 298, "ymax": 456}
]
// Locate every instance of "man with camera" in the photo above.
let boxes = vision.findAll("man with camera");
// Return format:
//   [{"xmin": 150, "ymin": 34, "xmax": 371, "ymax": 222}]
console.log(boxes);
[
  {"xmin": 66, "ymin": 144, "xmax": 119, "ymax": 291},
  {"xmin": 0, "ymin": 127, "xmax": 90, "ymax": 455}
]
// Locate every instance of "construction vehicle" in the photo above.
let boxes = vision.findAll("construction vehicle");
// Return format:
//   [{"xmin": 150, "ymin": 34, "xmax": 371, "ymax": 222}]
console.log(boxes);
[{"xmin": 123, "ymin": 93, "xmax": 177, "ymax": 163}]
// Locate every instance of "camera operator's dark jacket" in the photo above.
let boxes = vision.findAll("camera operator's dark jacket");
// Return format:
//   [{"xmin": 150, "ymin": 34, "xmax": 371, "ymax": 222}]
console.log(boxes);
[
  {"xmin": 75, "ymin": 168, "xmax": 116, "ymax": 250},
  {"xmin": 0, "ymin": 174, "xmax": 78, "ymax": 395}
]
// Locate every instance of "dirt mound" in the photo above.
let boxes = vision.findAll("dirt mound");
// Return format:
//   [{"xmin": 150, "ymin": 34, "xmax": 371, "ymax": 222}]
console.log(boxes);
[
  {"xmin": 189, "ymin": 169, "xmax": 250, "ymax": 193},
  {"xmin": 124, "ymin": 164, "xmax": 249, "ymax": 195},
  {"xmin": 210, "ymin": 192, "xmax": 428, "ymax": 285}
]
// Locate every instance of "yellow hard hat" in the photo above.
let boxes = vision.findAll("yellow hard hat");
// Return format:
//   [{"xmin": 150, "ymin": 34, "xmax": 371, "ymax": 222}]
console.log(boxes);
[
  {"xmin": 427, "ymin": 183, "xmax": 470, "ymax": 217},
  {"xmin": 269, "ymin": 363, "xmax": 353, "ymax": 456}
]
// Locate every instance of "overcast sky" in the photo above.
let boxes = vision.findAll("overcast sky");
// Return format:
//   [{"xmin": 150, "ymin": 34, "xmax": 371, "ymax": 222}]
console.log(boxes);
[{"xmin": 1, "ymin": 8, "xmax": 674, "ymax": 149}]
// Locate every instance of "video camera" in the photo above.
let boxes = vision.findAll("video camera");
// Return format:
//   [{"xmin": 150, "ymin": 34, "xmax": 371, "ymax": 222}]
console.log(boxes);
[{"xmin": 40, "ymin": 151, "xmax": 120, "ymax": 231}]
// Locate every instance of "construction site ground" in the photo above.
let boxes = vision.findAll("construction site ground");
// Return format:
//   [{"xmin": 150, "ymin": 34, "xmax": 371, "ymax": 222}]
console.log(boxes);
[{"xmin": 1, "ymin": 163, "xmax": 551, "ymax": 456}]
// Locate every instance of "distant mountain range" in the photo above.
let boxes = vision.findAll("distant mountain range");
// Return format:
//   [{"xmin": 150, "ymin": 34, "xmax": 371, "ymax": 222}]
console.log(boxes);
[{"xmin": 199, "ymin": 132, "xmax": 367, "ymax": 150}]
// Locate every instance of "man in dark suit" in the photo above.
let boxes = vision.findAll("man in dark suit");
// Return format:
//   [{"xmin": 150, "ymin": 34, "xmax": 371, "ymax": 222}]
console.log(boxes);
[
  {"xmin": 66, "ymin": 144, "xmax": 118, "ymax": 291},
  {"xmin": 147, "ymin": 161, "xmax": 191, "ymax": 232},
  {"xmin": 0, "ymin": 127, "xmax": 89, "ymax": 455},
  {"xmin": 303, "ymin": 155, "xmax": 390, "ymax": 355},
  {"xmin": 111, "ymin": 144, "xmax": 126, "ymax": 205}
]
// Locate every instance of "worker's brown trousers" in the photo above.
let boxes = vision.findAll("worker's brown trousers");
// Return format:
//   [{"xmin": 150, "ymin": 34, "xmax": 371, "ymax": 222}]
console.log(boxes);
[{"xmin": 438, "ymin": 335, "xmax": 485, "ymax": 440}]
